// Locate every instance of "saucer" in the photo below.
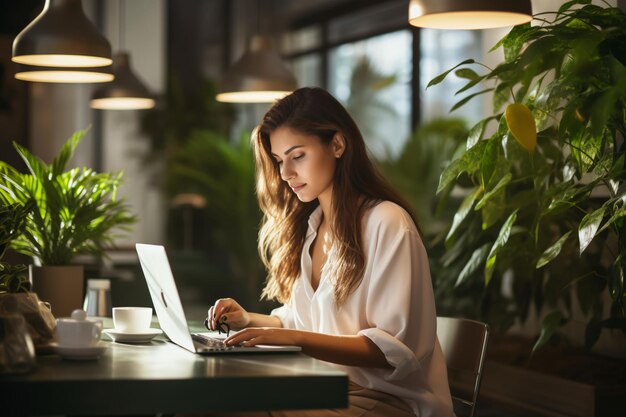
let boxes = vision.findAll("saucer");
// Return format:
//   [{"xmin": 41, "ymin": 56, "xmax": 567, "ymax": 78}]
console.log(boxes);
[
  {"xmin": 51, "ymin": 342, "xmax": 107, "ymax": 360},
  {"xmin": 103, "ymin": 328, "xmax": 162, "ymax": 343}
]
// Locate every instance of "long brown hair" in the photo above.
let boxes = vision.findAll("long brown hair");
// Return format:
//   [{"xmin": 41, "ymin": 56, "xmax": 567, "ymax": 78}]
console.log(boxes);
[{"xmin": 254, "ymin": 87, "xmax": 418, "ymax": 306}]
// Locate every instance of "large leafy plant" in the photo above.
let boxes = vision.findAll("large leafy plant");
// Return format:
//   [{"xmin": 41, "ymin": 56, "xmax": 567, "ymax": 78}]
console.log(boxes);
[
  {"xmin": 431, "ymin": 1, "xmax": 626, "ymax": 350},
  {"xmin": 0, "ymin": 129, "xmax": 136, "ymax": 265}
]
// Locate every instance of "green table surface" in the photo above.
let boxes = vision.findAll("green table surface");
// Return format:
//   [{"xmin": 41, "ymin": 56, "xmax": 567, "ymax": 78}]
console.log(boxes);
[{"xmin": 0, "ymin": 318, "xmax": 349, "ymax": 416}]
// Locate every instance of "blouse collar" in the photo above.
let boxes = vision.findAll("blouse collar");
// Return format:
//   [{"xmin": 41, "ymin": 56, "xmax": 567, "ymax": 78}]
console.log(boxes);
[{"xmin": 307, "ymin": 205, "xmax": 323, "ymax": 238}]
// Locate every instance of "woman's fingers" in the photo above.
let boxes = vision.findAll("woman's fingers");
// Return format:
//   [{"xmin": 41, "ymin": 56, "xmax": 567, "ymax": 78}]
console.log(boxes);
[
  {"xmin": 212, "ymin": 298, "xmax": 232, "ymax": 322},
  {"xmin": 208, "ymin": 300, "xmax": 229, "ymax": 329},
  {"xmin": 224, "ymin": 327, "xmax": 285, "ymax": 346},
  {"xmin": 225, "ymin": 328, "xmax": 257, "ymax": 346},
  {"xmin": 208, "ymin": 298, "xmax": 249, "ymax": 330},
  {"xmin": 207, "ymin": 306, "xmax": 215, "ymax": 330}
]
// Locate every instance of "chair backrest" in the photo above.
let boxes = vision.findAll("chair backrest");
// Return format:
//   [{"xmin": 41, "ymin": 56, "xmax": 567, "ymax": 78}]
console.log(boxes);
[{"xmin": 436, "ymin": 317, "xmax": 489, "ymax": 417}]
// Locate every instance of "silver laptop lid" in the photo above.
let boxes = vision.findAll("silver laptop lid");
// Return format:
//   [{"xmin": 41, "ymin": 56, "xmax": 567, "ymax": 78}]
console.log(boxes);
[{"xmin": 135, "ymin": 243, "xmax": 196, "ymax": 352}]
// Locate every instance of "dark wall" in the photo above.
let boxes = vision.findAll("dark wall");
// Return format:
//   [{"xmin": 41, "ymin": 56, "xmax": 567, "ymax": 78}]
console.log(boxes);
[
  {"xmin": 0, "ymin": 0, "xmax": 43, "ymax": 35},
  {"xmin": 167, "ymin": 0, "xmax": 230, "ymax": 95},
  {"xmin": 0, "ymin": 0, "xmax": 42, "ymax": 168}
]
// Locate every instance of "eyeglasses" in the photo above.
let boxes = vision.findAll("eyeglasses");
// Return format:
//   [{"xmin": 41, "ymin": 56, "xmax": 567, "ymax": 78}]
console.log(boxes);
[{"xmin": 204, "ymin": 315, "xmax": 230, "ymax": 337}]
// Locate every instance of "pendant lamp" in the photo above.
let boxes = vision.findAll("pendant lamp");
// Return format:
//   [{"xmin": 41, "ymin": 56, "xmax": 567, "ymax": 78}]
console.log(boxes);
[
  {"xmin": 12, "ymin": 0, "xmax": 112, "ymax": 68},
  {"xmin": 14, "ymin": 64, "xmax": 114, "ymax": 83},
  {"xmin": 216, "ymin": 35, "xmax": 297, "ymax": 103},
  {"xmin": 90, "ymin": 52, "xmax": 155, "ymax": 110},
  {"xmin": 90, "ymin": 0, "xmax": 154, "ymax": 110},
  {"xmin": 408, "ymin": 0, "xmax": 532, "ymax": 30}
]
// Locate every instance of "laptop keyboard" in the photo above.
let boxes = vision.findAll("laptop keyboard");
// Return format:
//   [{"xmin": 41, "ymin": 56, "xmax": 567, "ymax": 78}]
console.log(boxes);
[{"xmin": 191, "ymin": 333, "xmax": 234, "ymax": 351}]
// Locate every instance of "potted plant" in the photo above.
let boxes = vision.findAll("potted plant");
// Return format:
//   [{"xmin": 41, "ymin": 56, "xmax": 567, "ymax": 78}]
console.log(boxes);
[
  {"xmin": 428, "ymin": 1, "xmax": 626, "ymax": 414},
  {"xmin": 0, "ymin": 128, "xmax": 136, "ymax": 317}
]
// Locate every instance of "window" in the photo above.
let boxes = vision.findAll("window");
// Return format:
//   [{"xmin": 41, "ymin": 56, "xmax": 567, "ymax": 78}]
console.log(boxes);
[
  {"xmin": 328, "ymin": 31, "xmax": 412, "ymax": 159},
  {"xmin": 420, "ymin": 29, "xmax": 483, "ymax": 124},
  {"xmin": 282, "ymin": 1, "xmax": 483, "ymax": 160},
  {"xmin": 291, "ymin": 53, "xmax": 323, "ymax": 88}
]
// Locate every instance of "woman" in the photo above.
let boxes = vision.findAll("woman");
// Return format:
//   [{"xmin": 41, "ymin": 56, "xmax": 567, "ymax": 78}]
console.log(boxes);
[{"xmin": 207, "ymin": 87, "xmax": 453, "ymax": 417}]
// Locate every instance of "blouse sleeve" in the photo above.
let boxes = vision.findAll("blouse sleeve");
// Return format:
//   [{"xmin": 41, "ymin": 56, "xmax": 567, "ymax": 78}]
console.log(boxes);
[
  {"xmin": 357, "ymin": 205, "xmax": 437, "ymax": 381},
  {"xmin": 270, "ymin": 302, "xmax": 295, "ymax": 329}
]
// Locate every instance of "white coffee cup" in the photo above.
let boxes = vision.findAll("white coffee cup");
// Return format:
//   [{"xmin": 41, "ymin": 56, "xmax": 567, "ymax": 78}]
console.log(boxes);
[
  {"xmin": 56, "ymin": 309, "xmax": 103, "ymax": 347},
  {"xmin": 113, "ymin": 307, "xmax": 153, "ymax": 333}
]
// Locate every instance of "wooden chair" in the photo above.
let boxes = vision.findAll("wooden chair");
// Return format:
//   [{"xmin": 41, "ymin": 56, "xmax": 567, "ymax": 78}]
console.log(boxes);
[{"xmin": 436, "ymin": 317, "xmax": 489, "ymax": 417}]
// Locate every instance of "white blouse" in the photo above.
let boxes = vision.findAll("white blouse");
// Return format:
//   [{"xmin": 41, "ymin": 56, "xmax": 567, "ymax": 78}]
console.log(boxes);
[{"xmin": 271, "ymin": 201, "xmax": 454, "ymax": 417}]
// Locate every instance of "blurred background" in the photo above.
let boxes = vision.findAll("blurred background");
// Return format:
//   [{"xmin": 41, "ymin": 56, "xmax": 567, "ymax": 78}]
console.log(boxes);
[{"xmin": 4, "ymin": 2, "xmax": 626, "ymax": 415}]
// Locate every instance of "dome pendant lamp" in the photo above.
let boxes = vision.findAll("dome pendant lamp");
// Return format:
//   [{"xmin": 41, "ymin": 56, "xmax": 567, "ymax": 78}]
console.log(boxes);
[
  {"xmin": 90, "ymin": 52, "xmax": 155, "ymax": 110},
  {"xmin": 12, "ymin": 0, "xmax": 112, "ymax": 68},
  {"xmin": 217, "ymin": 0, "xmax": 296, "ymax": 103},
  {"xmin": 408, "ymin": 0, "xmax": 532, "ymax": 30},
  {"xmin": 216, "ymin": 35, "xmax": 297, "ymax": 103},
  {"xmin": 90, "ymin": 0, "xmax": 154, "ymax": 110}
]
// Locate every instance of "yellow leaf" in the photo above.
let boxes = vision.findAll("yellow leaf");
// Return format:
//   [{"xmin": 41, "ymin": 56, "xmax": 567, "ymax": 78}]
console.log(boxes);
[{"xmin": 505, "ymin": 103, "xmax": 537, "ymax": 152}]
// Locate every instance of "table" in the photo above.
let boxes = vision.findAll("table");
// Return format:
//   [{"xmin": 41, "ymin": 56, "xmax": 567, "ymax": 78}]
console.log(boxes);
[{"xmin": 0, "ymin": 322, "xmax": 349, "ymax": 416}]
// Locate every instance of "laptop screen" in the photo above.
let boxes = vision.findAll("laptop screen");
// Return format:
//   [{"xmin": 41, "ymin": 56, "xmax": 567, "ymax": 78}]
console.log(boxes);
[{"xmin": 136, "ymin": 243, "xmax": 196, "ymax": 352}]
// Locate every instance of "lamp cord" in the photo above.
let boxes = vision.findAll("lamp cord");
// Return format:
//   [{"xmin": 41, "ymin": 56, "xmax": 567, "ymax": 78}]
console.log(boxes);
[
  {"xmin": 118, "ymin": 0, "xmax": 125, "ymax": 51},
  {"xmin": 256, "ymin": 0, "xmax": 260, "ymax": 35}
]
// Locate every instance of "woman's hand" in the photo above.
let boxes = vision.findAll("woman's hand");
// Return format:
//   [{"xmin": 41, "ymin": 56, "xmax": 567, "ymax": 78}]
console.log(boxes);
[
  {"xmin": 207, "ymin": 298, "xmax": 250, "ymax": 331},
  {"xmin": 225, "ymin": 327, "xmax": 302, "ymax": 347}
]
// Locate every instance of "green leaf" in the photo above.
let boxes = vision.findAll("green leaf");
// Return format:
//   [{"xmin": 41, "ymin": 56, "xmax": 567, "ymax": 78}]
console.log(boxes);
[
  {"xmin": 533, "ymin": 311, "xmax": 565, "ymax": 352},
  {"xmin": 450, "ymin": 88, "xmax": 494, "ymax": 112},
  {"xmin": 569, "ymin": 128, "xmax": 605, "ymax": 175},
  {"xmin": 427, "ymin": 59, "xmax": 475, "ymax": 89},
  {"xmin": 12, "ymin": 142, "xmax": 47, "ymax": 182},
  {"xmin": 492, "ymin": 23, "xmax": 527, "ymax": 55},
  {"xmin": 456, "ymin": 77, "xmax": 485, "ymax": 96},
  {"xmin": 578, "ymin": 206, "xmax": 606, "ymax": 254},
  {"xmin": 446, "ymin": 187, "xmax": 483, "ymax": 242},
  {"xmin": 518, "ymin": 36, "xmax": 560, "ymax": 68},
  {"xmin": 466, "ymin": 119, "xmax": 489, "ymax": 149},
  {"xmin": 479, "ymin": 139, "xmax": 499, "ymax": 189},
  {"xmin": 536, "ymin": 231, "xmax": 572, "ymax": 268},
  {"xmin": 598, "ymin": 194, "xmax": 626, "ymax": 234},
  {"xmin": 437, "ymin": 140, "xmax": 488, "ymax": 193},
  {"xmin": 455, "ymin": 68, "xmax": 480, "ymax": 80},
  {"xmin": 51, "ymin": 128, "xmax": 89, "ymax": 176},
  {"xmin": 499, "ymin": 24, "xmax": 537, "ymax": 63},
  {"xmin": 589, "ymin": 76, "xmax": 622, "ymax": 137},
  {"xmin": 476, "ymin": 173, "xmax": 512, "ymax": 210},
  {"xmin": 609, "ymin": 153, "xmax": 626, "ymax": 177},
  {"xmin": 454, "ymin": 68, "xmax": 485, "ymax": 95},
  {"xmin": 559, "ymin": 0, "xmax": 591, "ymax": 14},
  {"xmin": 456, "ymin": 243, "xmax": 490, "ymax": 287},
  {"xmin": 485, "ymin": 210, "xmax": 518, "ymax": 286}
]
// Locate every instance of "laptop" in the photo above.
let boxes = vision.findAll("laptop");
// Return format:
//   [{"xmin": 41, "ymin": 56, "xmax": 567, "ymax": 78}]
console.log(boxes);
[{"xmin": 135, "ymin": 243, "xmax": 301, "ymax": 354}]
